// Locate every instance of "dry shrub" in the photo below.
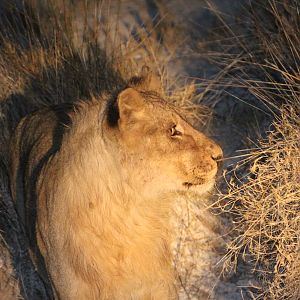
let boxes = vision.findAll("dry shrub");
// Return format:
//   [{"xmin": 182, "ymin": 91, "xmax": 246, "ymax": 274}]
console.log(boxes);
[
  {"xmin": 212, "ymin": 1, "xmax": 300, "ymax": 298},
  {"xmin": 221, "ymin": 103, "xmax": 300, "ymax": 299}
]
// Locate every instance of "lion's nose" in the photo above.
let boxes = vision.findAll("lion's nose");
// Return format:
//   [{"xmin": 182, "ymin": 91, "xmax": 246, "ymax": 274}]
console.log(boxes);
[{"xmin": 210, "ymin": 144, "xmax": 223, "ymax": 168}]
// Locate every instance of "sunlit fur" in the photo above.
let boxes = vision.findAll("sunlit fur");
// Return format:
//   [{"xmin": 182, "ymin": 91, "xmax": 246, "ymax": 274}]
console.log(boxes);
[{"xmin": 9, "ymin": 85, "xmax": 222, "ymax": 300}]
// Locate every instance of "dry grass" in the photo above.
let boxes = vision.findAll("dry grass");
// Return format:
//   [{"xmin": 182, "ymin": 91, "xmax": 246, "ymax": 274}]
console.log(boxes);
[
  {"xmin": 220, "ymin": 103, "xmax": 300, "ymax": 299},
  {"xmin": 209, "ymin": 1, "xmax": 300, "ymax": 299}
]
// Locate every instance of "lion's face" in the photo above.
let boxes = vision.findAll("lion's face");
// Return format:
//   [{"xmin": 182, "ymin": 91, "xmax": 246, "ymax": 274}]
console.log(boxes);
[{"xmin": 110, "ymin": 88, "xmax": 223, "ymax": 196}]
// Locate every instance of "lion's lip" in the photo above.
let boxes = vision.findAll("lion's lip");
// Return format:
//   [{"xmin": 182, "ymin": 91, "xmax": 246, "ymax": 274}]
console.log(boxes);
[
  {"xmin": 183, "ymin": 182, "xmax": 194, "ymax": 188},
  {"xmin": 182, "ymin": 176, "xmax": 216, "ymax": 188},
  {"xmin": 183, "ymin": 180, "xmax": 206, "ymax": 188}
]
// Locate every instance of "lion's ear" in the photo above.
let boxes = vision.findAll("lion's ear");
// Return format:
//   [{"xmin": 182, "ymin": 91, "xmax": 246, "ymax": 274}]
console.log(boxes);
[
  {"xmin": 128, "ymin": 65, "xmax": 162, "ymax": 92},
  {"xmin": 117, "ymin": 88, "xmax": 145, "ymax": 123}
]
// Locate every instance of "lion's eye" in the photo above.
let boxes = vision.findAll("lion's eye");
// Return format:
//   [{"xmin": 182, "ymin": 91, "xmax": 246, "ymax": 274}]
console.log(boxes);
[{"xmin": 170, "ymin": 125, "xmax": 182, "ymax": 137}]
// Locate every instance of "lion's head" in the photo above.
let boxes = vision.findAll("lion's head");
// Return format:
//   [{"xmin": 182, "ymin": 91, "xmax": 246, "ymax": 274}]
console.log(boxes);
[
  {"xmin": 55, "ymin": 67, "xmax": 223, "ymax": 202},
  {"xmin": 84, "ymin": 69, "xmax": 224, "ymax": 199}
]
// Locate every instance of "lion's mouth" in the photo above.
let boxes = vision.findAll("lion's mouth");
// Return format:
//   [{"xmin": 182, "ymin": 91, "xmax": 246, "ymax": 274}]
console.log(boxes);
[
  {"xmin": 183, "ymin": 175, "xmax": 217, "ymax": 189},
  {"xmin": 183, "ymin": 182, "xmax": 194, "ymax": 188},
  {"xmin": 183, "ymin": 179, "xmax": 205, "ymax": 188},
  {"xmin": 182, "ymin": 179, "xmax": 216, "ymax": 195}
]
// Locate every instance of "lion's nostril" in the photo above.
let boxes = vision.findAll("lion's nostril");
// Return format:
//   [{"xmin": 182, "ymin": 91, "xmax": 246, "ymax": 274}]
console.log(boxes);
[
  {"xmin": 212, "ymin": 154, "xmax": 223, "ymax": 169},
  {"xmin": 212, "ymin": 154, "xmax": 223, "ymax": 161},
  {"xmin": 211, "ymin": 149, "xmax": 223, "ymax": 168},
  {"xmin": 206, "ymin": 141, "xmax": 223, "ymax": 167}
]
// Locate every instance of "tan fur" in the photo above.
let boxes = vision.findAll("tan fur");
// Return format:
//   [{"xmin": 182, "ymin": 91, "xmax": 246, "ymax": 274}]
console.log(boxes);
[{"xmin": 9, "ymin": 74, "xmax": 222, "ymax": 300}]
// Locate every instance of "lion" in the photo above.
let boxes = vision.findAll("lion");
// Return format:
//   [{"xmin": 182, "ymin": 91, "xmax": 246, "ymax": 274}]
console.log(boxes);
[{"xmin": 8, "ymin": 68, "xmax": 223, "ymax": 300}]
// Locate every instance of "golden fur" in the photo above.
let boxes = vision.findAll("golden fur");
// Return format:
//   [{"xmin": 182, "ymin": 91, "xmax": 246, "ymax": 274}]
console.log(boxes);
[{"xmin": 9, "ymin": 72, "xmax": 223, "ymax": 300}]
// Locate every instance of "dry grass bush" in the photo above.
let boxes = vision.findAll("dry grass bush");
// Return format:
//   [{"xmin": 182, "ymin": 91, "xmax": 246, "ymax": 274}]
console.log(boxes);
[
  {"xmin": 208, "ymin": 0, "xmax": 300, "ymax": 299},
  {"xmin": 220, "ymin": 103, "xmax": 300, "ymax": 299}
]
